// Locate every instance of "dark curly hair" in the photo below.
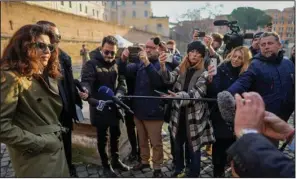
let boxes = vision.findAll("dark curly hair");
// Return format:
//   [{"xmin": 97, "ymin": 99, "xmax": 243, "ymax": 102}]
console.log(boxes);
[{"xmin": 0, "ymin": 24, "xmax": 60, "ymax": 79}]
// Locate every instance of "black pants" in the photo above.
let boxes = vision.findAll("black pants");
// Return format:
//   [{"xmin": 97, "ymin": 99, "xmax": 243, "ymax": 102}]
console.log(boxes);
[
  {"xmin": 212, "ymin": 137, "xmax": 236, "ymax": 177},
  {"xmin": 96, "ymin": 124, "xmax": 121, "ymax": 168},
  {"xmin": 62, "ymin": 129, "xmax": 73, "ymax": 172},
  {"xmin": 125, "ymin": 112, "xmax": 139, "ymax": 156},
  {"xmin": 169, "ymin": 125, "xmax": 190, "ymax": 167}
]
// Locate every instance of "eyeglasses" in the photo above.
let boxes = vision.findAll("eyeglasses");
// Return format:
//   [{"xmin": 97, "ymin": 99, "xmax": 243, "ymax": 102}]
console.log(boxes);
[
  {"xmin": 103, "ymin": 50, "xmax": 116, "ymax": 56},
  {"xmin": 31, "ymin": 42, "xmax": 56, "ymax": 52}
]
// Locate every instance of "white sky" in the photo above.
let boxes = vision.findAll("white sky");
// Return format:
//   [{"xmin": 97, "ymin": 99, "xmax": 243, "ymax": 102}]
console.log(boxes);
[{"xmin": 151, "ymin": 1, "xmax": 295, "ymax": 22}]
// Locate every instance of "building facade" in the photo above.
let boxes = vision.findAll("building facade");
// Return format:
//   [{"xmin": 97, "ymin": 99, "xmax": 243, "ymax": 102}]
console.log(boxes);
[{"xmin": 265, "ymin": 7, "xmax": 295, "ymax": 42}]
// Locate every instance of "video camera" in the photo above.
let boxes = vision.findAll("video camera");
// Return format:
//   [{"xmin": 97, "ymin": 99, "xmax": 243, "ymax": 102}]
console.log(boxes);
[{"xmin": 213, "ymin": 20, "xmax": 254, "ymax": 56}]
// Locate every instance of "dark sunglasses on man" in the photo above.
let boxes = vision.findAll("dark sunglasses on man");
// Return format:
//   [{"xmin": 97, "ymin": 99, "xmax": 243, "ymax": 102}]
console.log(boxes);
[
  {"xmin": 31, "ymin": 42, "xmax": 56, "ymax": 52},
  {"xmin": 102, "ymin": 50, "xmax": 116, "ymax": 56}
]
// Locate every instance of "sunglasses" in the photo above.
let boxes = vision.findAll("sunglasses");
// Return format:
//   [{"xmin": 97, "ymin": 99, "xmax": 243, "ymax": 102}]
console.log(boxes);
[
  {"xmin": 31, "ymin": 42, "xmax": 56, "ymax": 52},
  {"xmin": 103, "ymin": 50, "xmax": 116, "ymax": 56}
]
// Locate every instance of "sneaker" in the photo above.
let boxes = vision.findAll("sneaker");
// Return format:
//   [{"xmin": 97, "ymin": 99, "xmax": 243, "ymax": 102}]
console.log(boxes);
[
  {"xmin": 133, "ymin": 163, "xmax": 150, "ymax": 171},
  {"xmin": 153, "ymin": 169, "xmax": 164, "ymax": 178}
]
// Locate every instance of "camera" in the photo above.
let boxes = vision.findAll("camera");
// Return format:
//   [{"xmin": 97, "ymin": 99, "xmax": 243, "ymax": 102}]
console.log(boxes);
[{"xmin": 213, "ymin": 20, "xmax": 254, "ymax": 56}]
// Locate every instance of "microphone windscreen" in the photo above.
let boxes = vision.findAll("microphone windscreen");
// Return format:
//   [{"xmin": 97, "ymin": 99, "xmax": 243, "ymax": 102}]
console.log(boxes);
[
  {"xmin": 217, "ymin": 91, "xmax": 236, "ymax": 123},
  {"xmin": 98, "ymin": 86, "xmax": 114, "ymax": 98},
  {"xmin": 153, "ymin": 37, "xmax": 160, "ymax": 46},
  {"xmin": 213, "ymin": 20, "xmax": 229, "ymax": 26}
]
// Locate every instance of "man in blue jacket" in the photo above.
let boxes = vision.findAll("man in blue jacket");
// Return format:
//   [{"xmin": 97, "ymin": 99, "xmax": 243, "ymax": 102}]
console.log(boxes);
[
  {"xmin": 119, "ymin": 38, "xmax": 179, "ymax": 177},
  {"xmin": 228, "ymin": 32, "xmax": 295, "ymax": 124}
]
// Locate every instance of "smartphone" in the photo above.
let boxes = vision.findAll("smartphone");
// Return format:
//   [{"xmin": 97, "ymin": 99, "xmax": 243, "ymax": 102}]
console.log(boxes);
[
  {"xmin": 210, "ymin": 58, "xmax": 217, "ymax": 75},
  {"xmin": 197, "ymin": 32, "xmax": 206, "ymax": 38},
  {"xmin": 128, "ymin": 46, "xmax": 142, "ymax": 60},
  {"xmin": 154, "ymin": 90, "xmax": 168, "ymax": 96},
  {"xmin": 165, "ymin": 53, "xmax": 173, "ymax": 63}
]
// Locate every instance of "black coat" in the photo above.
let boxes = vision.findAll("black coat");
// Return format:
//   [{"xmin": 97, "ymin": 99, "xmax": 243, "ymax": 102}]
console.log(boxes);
[
  {"xmin": 207, "ymin": 61, "xmax": 241, "ymax": 139},
  {"xmin": 58, "ymin": 49, "xmax": 82, "ymax": 130},
  {"xmin": 81, "ymin": 48, "xmax": 127, "ymax": 127}
]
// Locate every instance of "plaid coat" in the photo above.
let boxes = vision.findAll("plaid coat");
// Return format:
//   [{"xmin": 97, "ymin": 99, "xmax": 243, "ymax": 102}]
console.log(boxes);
[{"xmin": 160, "ymin": 66, "xmax": 215, "ymax": 152}]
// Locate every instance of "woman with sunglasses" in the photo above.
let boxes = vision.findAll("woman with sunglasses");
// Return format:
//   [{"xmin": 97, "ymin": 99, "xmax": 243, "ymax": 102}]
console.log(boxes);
[
  {"xmin": 159, "ymin": 41, "xmax": 215, "ymax": 177},
  {"xmin": 0, "ymin": 24, "xmax": 69, "ymax": 177}
]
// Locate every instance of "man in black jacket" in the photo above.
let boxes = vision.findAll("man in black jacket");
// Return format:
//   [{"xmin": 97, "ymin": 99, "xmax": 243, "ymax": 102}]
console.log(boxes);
[
  {"xmin": 36, "ymin": 21, "xmax": 83, "ymax": 177},
  {"xmin": 228, "ymin": 92, "xmax": 294, "ymax": 178},
  {"xmin": 80, "ymin": 36, "xmax": 130, "ymax": 177}
]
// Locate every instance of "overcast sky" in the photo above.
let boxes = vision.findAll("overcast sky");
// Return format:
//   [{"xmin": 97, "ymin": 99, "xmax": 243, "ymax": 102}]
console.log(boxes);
[{"xmin": 151, "ymin": 1, "xmax": 295, "ymax": 22}]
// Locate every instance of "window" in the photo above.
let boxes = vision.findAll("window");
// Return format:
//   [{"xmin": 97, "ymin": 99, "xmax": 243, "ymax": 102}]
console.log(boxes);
[
  {"xmin": 69, "ymin": 1, "xmax": 72, "ymax": 8},
  {"xmin": 61, "ymin": 1, "xmax": 64, "ymax": 5},
  {"xmin": 122, "ymin": 10, "xmax": 126, "ymax": 17},
  {"xmin": 85, "ymin": 6, "xmax": 88, "ymax": 13},
  {"xmin": 144, "ymin": 10, "xmax": 148, "ymax": 17},
  {"xmin": 79, "ymin": 4, "xmax": 82, "ymax": 11},
  {"xmin": 122, "ymin": 0, "xmax": 125, "ymax": 6},
  {"xmin": 132, "ymin": 11, "xmax": 136, "ymax": 18},
  {"xmin": 132, "ymin": 0, "xmax": 136, "ymax": 5},
  {"xmin": 97, "ymin": 11, "xmax": 99, "ymax": 18},
  {"xmin": 157, "ymin": 23, "xmax": 162, "ymax": 28}
]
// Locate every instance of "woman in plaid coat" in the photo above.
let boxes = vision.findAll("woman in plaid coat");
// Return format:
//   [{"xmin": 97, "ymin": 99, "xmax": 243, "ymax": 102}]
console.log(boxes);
[{"xmin": 159, "ymin": 41, "xmax": 215, "ymax": 177}]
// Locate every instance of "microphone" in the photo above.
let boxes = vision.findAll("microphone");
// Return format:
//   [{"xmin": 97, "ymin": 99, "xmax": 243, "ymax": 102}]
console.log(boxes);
[
  {"xmin": 88, "ymin": 97, "xmax": 113, "ymax": 111},
  {"xmin": 217, "ymin": 91, "xmax": 236, "ymax": 123},
  {"xmin": 74, "ymin": 79, "xmax": 85, "ymax": 92},
  {"xmin": 213, "ymin": 20, "xmax": 238, "ymax": 26},
  {"xmin": 98, "ymin": 86, "xmax": 134, "ymax": 114}
]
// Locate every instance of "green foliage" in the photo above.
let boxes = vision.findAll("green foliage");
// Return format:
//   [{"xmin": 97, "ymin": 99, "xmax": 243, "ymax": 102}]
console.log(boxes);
[{"xmin": 229, "ymin": 7, "xmax": 272, "ymax": 30}]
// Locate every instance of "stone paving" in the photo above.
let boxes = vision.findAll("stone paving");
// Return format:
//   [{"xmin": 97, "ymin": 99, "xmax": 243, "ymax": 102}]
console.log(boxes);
[{"xmin": 0, "ymin": 129, "xmax": 295, "ymax": 178}]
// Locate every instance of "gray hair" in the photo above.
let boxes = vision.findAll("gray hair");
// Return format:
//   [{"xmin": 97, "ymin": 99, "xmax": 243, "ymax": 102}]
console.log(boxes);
[{"xmin": 260, "ymin": 32, "xmax": 281, "ymax": 43}]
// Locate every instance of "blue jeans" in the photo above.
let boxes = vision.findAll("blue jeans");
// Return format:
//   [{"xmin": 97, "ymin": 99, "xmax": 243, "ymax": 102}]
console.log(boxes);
[{"xmin": 174, "ymin": 125, "xmax": 201, "ymax": 177}]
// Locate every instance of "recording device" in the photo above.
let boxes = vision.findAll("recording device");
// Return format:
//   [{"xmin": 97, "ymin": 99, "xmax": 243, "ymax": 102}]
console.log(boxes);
[
  {"xmin": 153, "ymin": 37, "xmax": 174, "ymax": 63},
  {"xmin": 209, "ymin": 58, "xmax": 217, "ymax": 75},
  {"xmin": 213, "ymin": 20, "xmax": 254, "ymax": 56},
  {"xmin": 193, "ymin": 29, "xmax": 206, "ymax": 38},
  {"xmin": 217, "ymin": 91, "xmax": 236, "ymax": 123},
  {"xmin": 98, "ymin": 86, "xmax": 134, "ymax": 114},
  {"xmin": 128, "ymin": 46, "xmax": 142, "ymax": 62}
]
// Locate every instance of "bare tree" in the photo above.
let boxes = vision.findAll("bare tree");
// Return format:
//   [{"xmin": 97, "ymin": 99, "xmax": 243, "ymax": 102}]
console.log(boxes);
[{"xmin": 173, "ymin": 3, "xmax": 224, "ymax": 41}]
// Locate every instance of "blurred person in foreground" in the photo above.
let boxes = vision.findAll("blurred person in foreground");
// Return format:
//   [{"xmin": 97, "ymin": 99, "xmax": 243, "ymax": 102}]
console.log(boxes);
[
  {"xmin": 0, "ymin": 24, "xmax": 69, "ymax": 177},
  {"xmin": 228, "ymin": 92, "xmax": 295, "ymax": 178}
]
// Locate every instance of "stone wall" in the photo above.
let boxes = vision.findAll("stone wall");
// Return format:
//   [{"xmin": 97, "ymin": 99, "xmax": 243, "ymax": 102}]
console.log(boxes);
[{"xmin": 1, "ymin": 2, "xmax": 185, "ymax": 64}]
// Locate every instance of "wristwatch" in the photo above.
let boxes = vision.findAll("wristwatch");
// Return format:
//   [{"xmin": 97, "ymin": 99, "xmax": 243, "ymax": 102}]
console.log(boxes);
[{"xmin": 238, "ymin": 129, "xmax": 259, "ymax": 138}]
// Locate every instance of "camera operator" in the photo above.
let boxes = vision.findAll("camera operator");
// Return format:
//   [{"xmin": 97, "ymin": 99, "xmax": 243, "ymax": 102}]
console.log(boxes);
[
  {"xmin": 119, "ymin": 37, "xmax": 179, "ymax": 177},
  {"xmin": 249, "ymin": 32, "xmax": 264, "ymax": 57},
  {"xmin": 80, "ymin": 35, "xmax": 130, "ymax": 177},
  {"xmin": 228, "ymin": 92, "xmax": 294, "ymax": 178},
  {"xmin": 227, "ymin": 32, "xmax": 295, "ymax": 146}
]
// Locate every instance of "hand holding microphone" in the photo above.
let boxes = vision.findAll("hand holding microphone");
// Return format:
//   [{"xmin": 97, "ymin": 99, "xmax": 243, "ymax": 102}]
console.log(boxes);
[{"xmin": 74, "ymin": 79, "xmax": 89, "ymax": 100}]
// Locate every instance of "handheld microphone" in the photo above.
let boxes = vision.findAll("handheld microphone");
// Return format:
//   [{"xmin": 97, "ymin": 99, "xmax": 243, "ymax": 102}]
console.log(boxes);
[
  {"xmin": 74, "ymin": 79, "xmax": 86, "ymax": 92},
  {"xmin": 88, "ymin": 97, "xmax": 113, "ymax": 111},
  {"xmin": 98, "ymin": 86, "xmax": 134, "ymax": 114},
  {"xmin": 217, "ymin": 91, "xmax": 236, "ymax": 123}
]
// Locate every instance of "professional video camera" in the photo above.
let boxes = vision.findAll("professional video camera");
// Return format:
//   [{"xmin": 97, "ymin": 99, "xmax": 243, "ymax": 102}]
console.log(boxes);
[{"xmin": 213, "ymin": 20, "xmax": 254, "ymax": 57}]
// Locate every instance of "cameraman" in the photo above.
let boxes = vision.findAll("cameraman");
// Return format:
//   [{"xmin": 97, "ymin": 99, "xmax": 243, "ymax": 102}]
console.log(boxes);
[
  {"xmin": 119, "ymin": 37, "xmax": 179, "ymax": 177},
  {"xmin": 249, "ymin": 32, "xmax": 264, "ymax": 56}
]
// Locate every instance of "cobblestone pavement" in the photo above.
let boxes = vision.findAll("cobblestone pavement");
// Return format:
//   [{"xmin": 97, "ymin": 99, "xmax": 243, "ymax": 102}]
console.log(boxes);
[{"xmin": 1, "ymin": 131, "xmax": 295, "ymax": 178}]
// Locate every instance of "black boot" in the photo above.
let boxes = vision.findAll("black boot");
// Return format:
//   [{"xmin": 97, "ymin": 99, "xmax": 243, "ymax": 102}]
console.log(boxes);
[
  {"xmin": 111, "ymin": 159, "xmax": 131, "ymax": 171},
  {"xmin": 103, "ymin": 165, "xmax": 117, "ymax": 178},
  {"xmin": 70, "ymin": 164, "xmax": 78, "ymax": 177},
  {"xmin": 153, "ymin": 169, "xmax": 164, "ymax": 178}
]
